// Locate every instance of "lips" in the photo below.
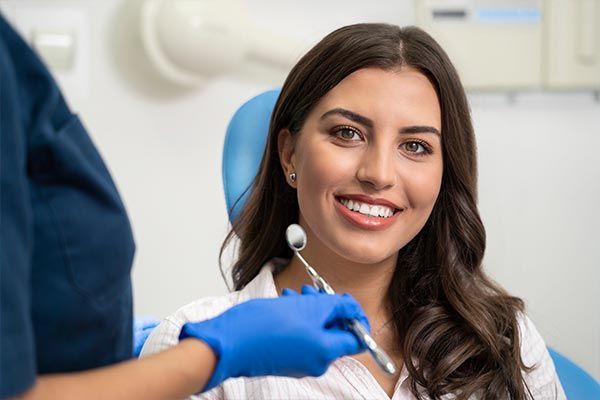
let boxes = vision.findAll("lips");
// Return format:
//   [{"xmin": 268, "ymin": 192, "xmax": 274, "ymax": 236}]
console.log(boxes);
[
  {"xmin": 334, "ymin": 195, "xmax": 403, "ymax": 231},
  {"xmin": 336, "ymin": 194, "xmax": 402, "ymax": 212}
]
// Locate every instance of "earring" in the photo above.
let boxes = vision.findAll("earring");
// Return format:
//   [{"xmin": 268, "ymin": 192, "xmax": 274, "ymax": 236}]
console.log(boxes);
[{"xmin": 289, "ymin": 172, "xmax": 296, "ymax": 182}]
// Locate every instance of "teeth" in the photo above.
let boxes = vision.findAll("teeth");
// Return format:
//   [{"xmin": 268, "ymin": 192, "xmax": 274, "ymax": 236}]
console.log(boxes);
[
  {"xmin": 338, "ymin": 198, "xmax": 396, "ymax": 218},
  {"xmin": 359, "ymin": 203, "xmax": 370, "ymax": 214}
]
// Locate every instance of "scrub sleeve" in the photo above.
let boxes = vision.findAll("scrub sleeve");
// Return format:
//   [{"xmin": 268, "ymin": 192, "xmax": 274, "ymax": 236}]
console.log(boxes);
[{"xmin": 0, "ymin": 15, "xmax": 135, "ymax": 397}]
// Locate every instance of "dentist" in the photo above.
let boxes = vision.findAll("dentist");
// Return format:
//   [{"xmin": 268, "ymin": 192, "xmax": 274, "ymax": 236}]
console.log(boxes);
[{"xmin": 0, "ymin": 14, "xmax": 368, "ymax": 399}]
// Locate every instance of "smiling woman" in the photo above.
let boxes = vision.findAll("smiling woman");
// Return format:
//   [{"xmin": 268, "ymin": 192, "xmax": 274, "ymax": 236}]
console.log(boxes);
[
  {"xmin": 277, "ymin": 66, "xmax": 443, "ymax": 263},
  {"xmin": 141, "ymin": 23, "xmax": 565, "ymax": 399}
]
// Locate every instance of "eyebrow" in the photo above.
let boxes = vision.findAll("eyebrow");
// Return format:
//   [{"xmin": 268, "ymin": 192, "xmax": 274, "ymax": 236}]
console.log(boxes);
[{"xmin": 320, "ymin": 107, "xmax": 441, "ymax": 137}]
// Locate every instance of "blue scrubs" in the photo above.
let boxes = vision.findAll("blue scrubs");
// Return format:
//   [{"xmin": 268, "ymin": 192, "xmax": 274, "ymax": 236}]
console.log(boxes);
[{"xmin": 0, "ymin": 15, "xmax": 135, "ymax": 397}]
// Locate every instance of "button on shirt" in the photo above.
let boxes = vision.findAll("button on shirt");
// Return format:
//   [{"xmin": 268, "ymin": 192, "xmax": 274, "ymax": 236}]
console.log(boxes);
[{"xmin": 141, "ymin": 259, "xmax": 566, "ymax": 399}]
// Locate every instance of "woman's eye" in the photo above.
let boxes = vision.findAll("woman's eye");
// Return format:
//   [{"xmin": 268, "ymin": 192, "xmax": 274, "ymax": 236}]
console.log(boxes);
[
  {"xmin": 402, "ymin": 141, "xmax": 429, "ymax": 155},
  {"xmin": 334, "ymin": 127, "xmax": 362, "ymax": 141}
]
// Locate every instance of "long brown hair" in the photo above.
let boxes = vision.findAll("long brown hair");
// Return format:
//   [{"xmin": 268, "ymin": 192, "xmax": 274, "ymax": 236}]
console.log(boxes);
[{"xmin": 221, "ymin": 24, "xmax": 532, "ymax": 399}]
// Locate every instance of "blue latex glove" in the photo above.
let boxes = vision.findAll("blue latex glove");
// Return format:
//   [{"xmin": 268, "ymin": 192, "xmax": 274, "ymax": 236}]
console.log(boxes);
[
  {"xmin": 180, "ymin": 285, "xmax": 370, "ymax": 392},
  {"xmin": 132, "ymin": 316, "xmax": 160, "ymax": 357}
]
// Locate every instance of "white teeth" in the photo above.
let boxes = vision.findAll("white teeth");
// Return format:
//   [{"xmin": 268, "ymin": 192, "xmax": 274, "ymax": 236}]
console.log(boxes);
[{"xmin": 338, "ymin": 198, "xmax": 396, "ymax": 218}]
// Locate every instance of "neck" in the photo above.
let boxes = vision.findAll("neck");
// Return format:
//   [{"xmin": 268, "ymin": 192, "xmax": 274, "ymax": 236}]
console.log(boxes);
[{"xmin": 274, "ymin": 234, "xmax": 397, "ymax": 322}]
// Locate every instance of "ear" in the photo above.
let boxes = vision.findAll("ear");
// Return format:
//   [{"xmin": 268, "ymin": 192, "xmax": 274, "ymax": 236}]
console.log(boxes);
[{"xmin": 277, "ymin": 128, "xmax": 297, "ymax": 187}]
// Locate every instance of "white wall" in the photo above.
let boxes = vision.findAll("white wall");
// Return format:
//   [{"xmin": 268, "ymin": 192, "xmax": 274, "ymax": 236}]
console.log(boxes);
[
  {"xmin": 473, "ymin": 93, "xmax": 600, "ymax": 381},
  {"xmin": 2, "ymin": 0, "xmax": 598, "ymax": 380}
]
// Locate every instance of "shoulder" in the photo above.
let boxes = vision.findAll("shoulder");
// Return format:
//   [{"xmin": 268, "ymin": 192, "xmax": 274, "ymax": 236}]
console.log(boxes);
[
  {"xmin": 140, "ymin": 263, "xmax": 279, "ymax": 358},
  {"xmin": 168, "ymin": 292, "xmax": 245, "ymax": 328},
  {"xmin": 140, "ymin": 291, "xmax": 244, "ymax": 358},
  {"xmin": 516, "ymin": 313, "xmax": 566, "ymax": 399},
  {"xmin": 517, "ymin": 313, "xmax": 547, "ymax": 366}
]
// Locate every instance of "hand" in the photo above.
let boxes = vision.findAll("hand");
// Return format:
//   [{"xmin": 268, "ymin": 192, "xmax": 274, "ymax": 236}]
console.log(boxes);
[
  {"xmin": 133, "ymin": 316, "xmax": 160, "ymax": 357},
  {"xmin": 179, "ymin": 286, "xmax": 370, "ymax": 391}
]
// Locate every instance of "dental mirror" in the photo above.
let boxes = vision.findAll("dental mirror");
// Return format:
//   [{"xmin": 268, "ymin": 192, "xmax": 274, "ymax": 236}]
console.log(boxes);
[
  {"xmin": 285, "ymin": 224, "xmax": 306, "ymax": 252},
  {"xmin": 283, "ymin": 222, "xmax": 397, "ymax": 375}
]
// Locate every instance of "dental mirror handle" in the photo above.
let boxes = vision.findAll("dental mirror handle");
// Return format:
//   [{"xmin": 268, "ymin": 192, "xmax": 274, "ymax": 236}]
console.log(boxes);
[
  {"xmin": 294, "ymin": 251, "xmax": 335, "ymax": 294},
  {"xmin": 349, "ymin": 319, "xmax": 397, "ymax": 375}
]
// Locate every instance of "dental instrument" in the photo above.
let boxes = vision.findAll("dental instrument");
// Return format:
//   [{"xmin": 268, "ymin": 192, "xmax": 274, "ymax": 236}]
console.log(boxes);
[{"xmin": 285, "ymin": 223, "xmax": 397, "ymax": 376}]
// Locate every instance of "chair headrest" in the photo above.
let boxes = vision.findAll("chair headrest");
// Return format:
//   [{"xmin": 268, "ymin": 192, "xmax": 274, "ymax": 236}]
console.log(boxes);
[{"xmin": 222, "ymin": 89, "xmax": 281, "ymax": 223}]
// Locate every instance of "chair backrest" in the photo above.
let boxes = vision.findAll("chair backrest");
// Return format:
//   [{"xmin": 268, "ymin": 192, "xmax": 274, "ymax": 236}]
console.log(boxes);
[
  {"xmin": 548, "ymin": 347, "xmax": 600, "ymax": 399},
  {"xmin": 221, "ymin": 90, "xmax": 600, "ymax": 398},
  {"xmin": 222, "ymin": 89, "xmax": 280, "ymax": 223}
]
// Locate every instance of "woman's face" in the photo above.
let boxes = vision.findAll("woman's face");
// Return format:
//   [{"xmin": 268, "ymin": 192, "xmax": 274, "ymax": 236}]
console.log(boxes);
[{"xmin": 280, "ymin": 67, "xmax": 443, "ymax": 265}]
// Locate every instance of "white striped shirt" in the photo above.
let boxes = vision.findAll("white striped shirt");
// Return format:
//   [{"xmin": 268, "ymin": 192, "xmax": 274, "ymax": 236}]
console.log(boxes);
[{"xmin": 141, "ymin": 259, "xmax": 566, "ymax": 399}]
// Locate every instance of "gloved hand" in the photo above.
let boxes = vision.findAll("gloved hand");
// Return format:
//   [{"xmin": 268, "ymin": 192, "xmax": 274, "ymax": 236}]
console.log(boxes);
[
  {"xmin": 133, "ymin": 316, "xmax": 160, "ymax": 357},
  {"xmin": 179, "ymin": 285, "xmax": 370, "ymax": 392}
]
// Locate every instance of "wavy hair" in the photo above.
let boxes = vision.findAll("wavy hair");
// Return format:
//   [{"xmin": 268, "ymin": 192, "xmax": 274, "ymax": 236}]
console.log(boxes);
[{"xmin": 220, "ymin": 24, "xmax": 532, "ymax": 399}]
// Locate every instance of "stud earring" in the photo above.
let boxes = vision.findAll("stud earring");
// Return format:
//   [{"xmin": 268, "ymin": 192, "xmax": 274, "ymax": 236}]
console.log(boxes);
[{"xmin": 289, "ymin": 172, "xmax": 296, "ymax": 182}]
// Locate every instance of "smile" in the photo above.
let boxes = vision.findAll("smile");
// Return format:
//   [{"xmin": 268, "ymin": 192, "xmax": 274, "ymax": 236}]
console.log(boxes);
[
  {"xmin": 338, "ymin": 198, "xmax": 395, "ymax": 218},
  {"xmin": 334, "ymin": 196, "xmax": 403, "ymax": 231}
]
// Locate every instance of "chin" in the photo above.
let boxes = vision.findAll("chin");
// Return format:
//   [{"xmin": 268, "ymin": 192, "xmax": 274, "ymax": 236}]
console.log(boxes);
[{"xmin": 333, "ymin": 241, "xmax": 395, "ymax": 265}]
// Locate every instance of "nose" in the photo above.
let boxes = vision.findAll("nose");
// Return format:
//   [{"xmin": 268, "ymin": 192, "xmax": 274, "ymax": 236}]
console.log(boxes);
[{"xmin": 355, "ymin": 143, "xmax": 396, "ymax": 191}]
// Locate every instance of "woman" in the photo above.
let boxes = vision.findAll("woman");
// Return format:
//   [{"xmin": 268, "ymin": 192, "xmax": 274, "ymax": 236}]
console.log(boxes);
[{"xmin": 142, "ymin": 24, "xmax": 565, "ymax": 399}]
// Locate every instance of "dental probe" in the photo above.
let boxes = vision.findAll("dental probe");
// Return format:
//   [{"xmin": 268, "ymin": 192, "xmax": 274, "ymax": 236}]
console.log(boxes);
[{"xmin": 285, "ymin": 224, "xmax": 397, "ymax": 376}]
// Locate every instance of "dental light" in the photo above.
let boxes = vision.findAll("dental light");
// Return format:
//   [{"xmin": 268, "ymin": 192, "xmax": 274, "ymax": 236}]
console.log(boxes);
[{"xmin": 140, "ymin": 0, "xmax": 299, "ymax": 87}]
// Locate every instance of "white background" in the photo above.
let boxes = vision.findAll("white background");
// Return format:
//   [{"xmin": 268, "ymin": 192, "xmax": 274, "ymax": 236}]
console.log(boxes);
[{"xmin": 1, "ymin": 0, "xmax": 598, "ymax": 380}]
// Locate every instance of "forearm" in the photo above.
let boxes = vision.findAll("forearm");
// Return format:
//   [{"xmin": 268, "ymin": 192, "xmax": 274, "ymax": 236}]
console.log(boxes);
[{"xmin": 17, "ymin": 339, "xmax": 215, "ymax": 400}]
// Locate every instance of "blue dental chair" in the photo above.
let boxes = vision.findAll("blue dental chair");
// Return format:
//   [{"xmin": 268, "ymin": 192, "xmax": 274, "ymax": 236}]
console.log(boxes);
[
  {"xmin": 547, "ymin": 348, "xmax": 600, "ymax": 399},
  {"xmin": 221, "ymin": 89, "xmax": 600, "ymax": 399},
  {"xmin": 222, "ymin": 89, "xmax": 281, "ymax": 223}
]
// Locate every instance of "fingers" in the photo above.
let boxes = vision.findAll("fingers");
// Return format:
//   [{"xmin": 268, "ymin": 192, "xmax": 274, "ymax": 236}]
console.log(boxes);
[
  {"xmin": 134, "ymin": 316, "xmax": 160, "ymax": 330},
  {"xmin": 284, "ymin": 287, "xmax": 371, "ymax": 333},
  {"xmin": 321, "ymin": 329, "xmax": 365, "ymax": 360},
  {"xmin": 326, "ymin": 294, "xmax": 371, "ymax": 333},
  {"xmin": 282, "ymin": 286, "xmax": 319, "ymax": 296},
  {"xmin": 301, "ymin": 285, "xmax": 319, "ymax": 295},
  {"xmin": 281, "ymin": 288, "xmax": 298, "ymax": 296}
]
